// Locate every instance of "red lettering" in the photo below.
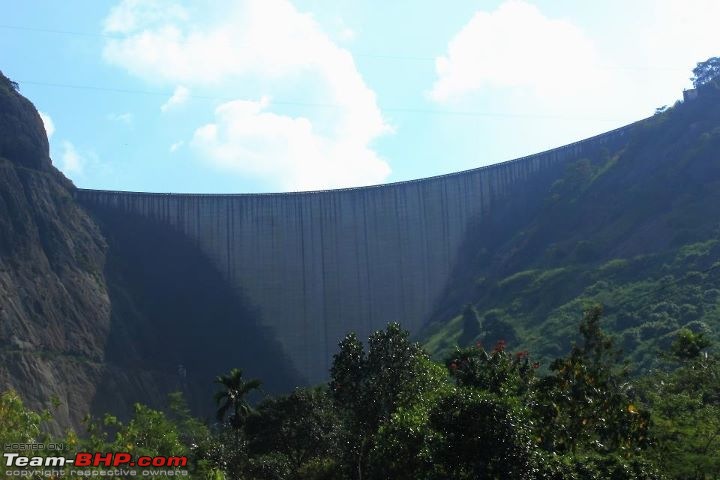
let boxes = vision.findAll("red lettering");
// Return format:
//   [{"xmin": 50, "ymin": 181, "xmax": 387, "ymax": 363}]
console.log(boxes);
[
  {"xmin": 113, "ymin": 453, "xmax": 132, "ymax": 466},
  {"xmin": 166, "ymin": 457, "xmax": 188, "ymax": 467},
  {"xmin": 74, "ymin": 452, "xmax": 92, "ymax": 467},
  {"xmin": 94, "ymin": 452, "xmax": 114, "ymax": 466}
]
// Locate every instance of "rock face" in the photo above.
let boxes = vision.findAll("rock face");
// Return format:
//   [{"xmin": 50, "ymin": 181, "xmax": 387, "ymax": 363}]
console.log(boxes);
[
  {"xmin": 0, "ymin": 72, "xmax": 300, "ymax": 431},
  {"xmin": 77, "ymin": 126, "xmax": 634, "ymax": 385},
  {"xmin": 0, "ymin": 73, "xmax": 111, "ymax": 429},
  {"xmin": 0, "ymin": 75, "xmax": 52, "ymax": 171}
]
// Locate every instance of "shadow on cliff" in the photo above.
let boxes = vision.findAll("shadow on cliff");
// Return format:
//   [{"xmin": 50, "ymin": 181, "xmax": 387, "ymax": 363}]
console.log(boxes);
[{"xmin": 83, "ymin": 203, "xmax": 304, "ymax": 421}]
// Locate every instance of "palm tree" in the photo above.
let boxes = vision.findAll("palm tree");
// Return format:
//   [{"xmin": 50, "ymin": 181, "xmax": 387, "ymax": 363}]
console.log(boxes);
[{"xmin": 214, "ymin": 368, "xmax": 262, "ymax": 430}]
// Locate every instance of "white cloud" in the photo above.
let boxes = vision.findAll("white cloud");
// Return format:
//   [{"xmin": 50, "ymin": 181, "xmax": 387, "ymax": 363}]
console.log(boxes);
[
  {"xmin": 102, "ymin": 0, "xmax": 391, "ymax": 190},
  {"xmin": 643, "ymin": 0, "xmax": 720, "ymax": 62},
  {"xmin": 192, "ymin": 97, "xmax": 390, "ymax": 190},
  {"xmin": 333, "ymin": 16, "xmax": 355, "ymax": 42},
  {"xmin": 338, "ymin": 27, "xmax": 355, "ymax": 42},
  {"xmin": 430, "ymin": 0, "xmax": 720, "ymax": 126},
  {"xmin": 634, "ymin": 0, "xmax": 720, "ymax": 92},
  {"xmin": 38, "ymin": 111, "xmax": 54, "ymax": 139},
  {"xmin": 161, "ymin": 85, "xmax": 190, "ymax": 112},
  {"xmin": 104, "ymin": 0, "xmax": 188, "ymax": 34},
  {"xmin": 57, "ymin": 142, "xmax": 107, "ymax": 179},
  {"xmin": 430, "ymin": 1, "xmax": 607, "ymax": 103},
  {"xmin": 169, "ymin": 140, "xmax": 184, "ymax": 152},
  {"xmin": 107, "ymin": 112, "xmax": 133, "ymax": 124},
  {"xmin": 60, "ymin": 141, "xmax": 83, "ymax": 176}
]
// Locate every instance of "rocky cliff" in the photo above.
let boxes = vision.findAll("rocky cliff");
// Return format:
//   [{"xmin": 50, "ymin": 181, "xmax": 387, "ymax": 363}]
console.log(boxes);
[{"xmin": 0, "ymin": 72, "xmax": 111, "ymax": 429}]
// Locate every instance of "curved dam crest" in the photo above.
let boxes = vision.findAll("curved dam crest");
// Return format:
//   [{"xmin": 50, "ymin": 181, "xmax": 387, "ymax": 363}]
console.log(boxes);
[{"xmin": 76, "ymin": 124, "xmax": 634, "ymax": 384}]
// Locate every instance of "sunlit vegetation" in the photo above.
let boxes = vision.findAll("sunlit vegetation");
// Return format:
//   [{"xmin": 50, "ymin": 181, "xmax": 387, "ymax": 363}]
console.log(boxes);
[{"xmin": 1, "ymin": 311, "xmax": 717, "ymax": 479}]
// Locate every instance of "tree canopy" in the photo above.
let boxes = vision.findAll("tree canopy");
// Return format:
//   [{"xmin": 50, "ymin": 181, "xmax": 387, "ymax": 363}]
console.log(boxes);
[
  {"xmin": 691, "ymin": 56, "xmax": 720, "ymax": 88},
  {"xmin": 214, "ymin": 368, "xmax": 262, "ymax": 430}
]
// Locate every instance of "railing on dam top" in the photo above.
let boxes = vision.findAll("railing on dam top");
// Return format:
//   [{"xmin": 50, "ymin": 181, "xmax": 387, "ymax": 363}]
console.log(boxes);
[{"xmin": 74, "ymin": 119, "xmax": 641, "ymax": 199}]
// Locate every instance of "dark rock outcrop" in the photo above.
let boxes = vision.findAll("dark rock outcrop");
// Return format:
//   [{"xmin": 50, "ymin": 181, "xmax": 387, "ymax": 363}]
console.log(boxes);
[
  {"xmin": 0, "ymin": 75, "xmax": 52, "ymax": 171},
  {"xmin": 0, "ymin": 71, "xmax": 111, "ymax": 429}
]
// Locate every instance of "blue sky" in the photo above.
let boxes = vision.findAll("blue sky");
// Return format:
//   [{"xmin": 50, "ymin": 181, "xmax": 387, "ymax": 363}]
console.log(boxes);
[{"xmin": 2, "ymin": 0, "xmax": 718, "ymax": 193}]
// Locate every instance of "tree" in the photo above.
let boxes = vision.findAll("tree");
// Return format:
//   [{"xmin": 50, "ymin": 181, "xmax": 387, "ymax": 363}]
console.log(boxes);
[
  {"xmin": 427, "ymin": 390, "xmax": 536, "ymax": 480},
  {"xmin": 640, "ymin": 338, "xmax": 720, "ymax": 479},
  {"xmin": 534, "ymin": 305, "xmax": 651, "ymax": 454},
  {"xmin": 691, "ymin": 56, "xmax": 720, "ymax": 88},
  {"xmin": 670, "ymin": 328, "xmax": 711, "ymax": 361},
  {"xmin": 0, "ymin": 72, "xmax": 19, "ymax": 92},
  {"xmin": 214, "ymin": 368, "xmax": 262, "ymax": 430},
  {"xmin": 482, "ymin": 311, "xmax": 518, "ymax": 346},
  {"xmin": 368, "ymin": 357, "xmax": 449, "ymax": 480},
  {"xmin": 245, "ymin": 388, "xmax": 341, "ymax": 477},
  {"xmin": 446, "ymin": 340, "xmax": 537, "ymax": 398},
  {"xmin": 0, "ymin": 390, "xmax": 49, "ymax": 446},
  {"xmin": 329, "ymin": 323, "xmax": 430, "ymax": 480},
  {"xmin": 96, "ymin": 404, "xmax": 186, "ymax": 458},
  {"xmin": 459, "ymin": 304, "xmax": 480, "ymax": 346}
]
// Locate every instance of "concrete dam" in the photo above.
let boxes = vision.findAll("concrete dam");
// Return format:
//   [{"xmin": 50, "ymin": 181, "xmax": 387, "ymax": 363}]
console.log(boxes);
[{"xmin": 75, "ymin": 124, "xmax": 634, "ymax": 385}]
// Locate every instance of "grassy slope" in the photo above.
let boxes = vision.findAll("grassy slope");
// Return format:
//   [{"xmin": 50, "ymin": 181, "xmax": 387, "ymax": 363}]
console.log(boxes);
[{"xmin": 421, "ymin": 84, "xmax": 720, "ymax": 371}]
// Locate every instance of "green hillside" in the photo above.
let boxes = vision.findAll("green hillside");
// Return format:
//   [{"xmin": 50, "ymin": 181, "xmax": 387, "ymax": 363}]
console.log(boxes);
[{"xmin": 422, "ymin": 82, "xmax": 720, "ymax": 370}]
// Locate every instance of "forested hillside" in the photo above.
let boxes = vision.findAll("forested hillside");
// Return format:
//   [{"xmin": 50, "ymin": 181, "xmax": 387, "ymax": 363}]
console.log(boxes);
[{"xmin": 423, "ymin": 80, "xmax": 720, "ymax": 372}]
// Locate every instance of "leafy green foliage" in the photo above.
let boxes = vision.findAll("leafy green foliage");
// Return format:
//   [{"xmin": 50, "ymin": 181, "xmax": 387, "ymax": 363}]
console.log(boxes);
[
  {"xmin": 198, "ymin": 423, "xmax": 248, "ymax": 479},
  {"xmin": 536, "ymin": 452, "xmax": 664, "ymax": 480},
  {"xmin": 330, "ymin": 323, "xmax": 432, "ymax": 479},
  {"xmin": 670, "ymin": 327, "xmax": 712, "ymax": 360},
  {"xmin": 447, "ymin": 340, "xmax": 536, "ymax": 397},
  {"xmin": 424, "ymin": 230, "xmax": 720, "ymax": 373},
  {"xmin": 692, "ymin": 56, "xmax": 720, "ymax": 89},
  {"xmin": 82, "ymin": 393, "xmax": 223, "ymax": 479},
  {"xmin": 88, "ymin": 404, "xmax": 186, "ymax": 457},
  {"xmin": 639, "ymin": 349, "xmax": 720, "ymax": 479},
  {"xmin": 535, "ymin": 306, "xmax": 651, "ymax": 454},
  {"xmin": 214, "ymin": 367, "xmax": 262, "ymax": 430},
  {"xmin": 368, "ymin": 356, "xmax": 449, "ymax": 480},
  {"xmin": 0, "ymin": 390, "xmax": 50, "ymax": 445},
  {"xmin": 427, "ymin": 390, "xmax": 536, "ymax": 480},
  {"xmin": 245, "ymin": 388, "xmax": 340, "ymax": 477}
]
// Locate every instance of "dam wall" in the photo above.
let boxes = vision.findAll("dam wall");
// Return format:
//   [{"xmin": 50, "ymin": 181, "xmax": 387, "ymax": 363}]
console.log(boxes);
[{"xmin": 76, "ymin": 124, "xmax": 634, "ymax": 384}]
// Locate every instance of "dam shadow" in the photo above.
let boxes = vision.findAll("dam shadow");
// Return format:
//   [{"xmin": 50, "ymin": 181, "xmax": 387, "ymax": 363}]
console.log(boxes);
[{"xmin": 83, "ymin": 202, "xmax": 304, "ymax": 422}]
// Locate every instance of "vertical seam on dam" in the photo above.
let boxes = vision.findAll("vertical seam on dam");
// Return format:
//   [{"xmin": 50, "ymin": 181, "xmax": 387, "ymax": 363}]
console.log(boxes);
[{"xmin": 319, "ymin": 196, "xmax": 329, "ymax": 373}]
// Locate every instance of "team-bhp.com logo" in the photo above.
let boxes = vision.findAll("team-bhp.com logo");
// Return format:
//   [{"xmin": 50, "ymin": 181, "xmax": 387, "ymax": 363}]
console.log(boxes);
[{"xmin": 4, "ymin": 451, "xmax": 189, "ymax": 477}]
